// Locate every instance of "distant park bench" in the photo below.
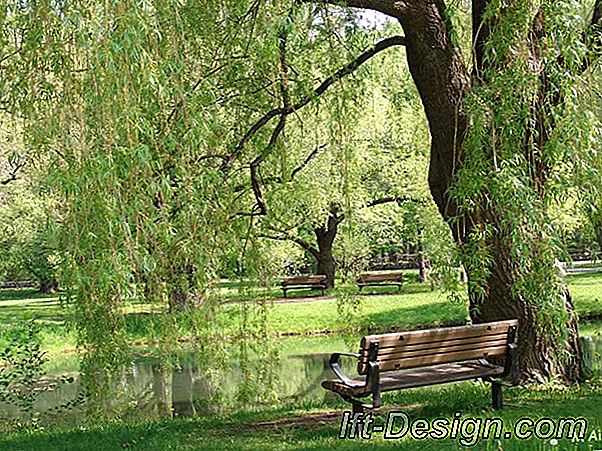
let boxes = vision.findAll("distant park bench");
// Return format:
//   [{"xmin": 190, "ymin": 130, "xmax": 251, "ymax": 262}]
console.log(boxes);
[
  {"xmin": 322, "ymin": 319, "xmax": 519, "ymax": 413},
  {"xmin": 0, "ymin": 280, "xmax": 34, "ymax": 289},
  {"xmin": 280, "ymin": 275, "xmax": 327, "ymax": 298},
  {"xmin": 356, "ymin": 272, "xmax": 403, "ymax": 292}
]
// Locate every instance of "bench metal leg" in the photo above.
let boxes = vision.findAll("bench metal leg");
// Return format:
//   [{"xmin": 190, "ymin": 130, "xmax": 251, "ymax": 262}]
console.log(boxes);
[
  {"xmin": 352, "ymin": 401, "xmax": 364, "ymax": 414},
  {"xmin": 492, "ymin": 381, "xmax": 503, "ymax": 410}
]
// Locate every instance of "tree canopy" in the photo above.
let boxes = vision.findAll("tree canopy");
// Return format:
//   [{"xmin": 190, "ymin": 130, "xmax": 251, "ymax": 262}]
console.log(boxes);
[{"xmin": 0, "ymin": 0, "xmax": 601, "ymax": 398}]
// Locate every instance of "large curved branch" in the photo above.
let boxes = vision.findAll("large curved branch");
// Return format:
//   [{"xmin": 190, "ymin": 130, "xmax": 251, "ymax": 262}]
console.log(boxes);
[
  {"xmin": 365, "ymin": 195, "xmax": 424, "ymax": 208},
  {"xmin": 299, "ymin": 0, "xmax": 399, "ymax": 17},
  {"xmin": 237, "ymin": 21, "xmax": 293, "ymax": 217},
  {"xmin": 223, "ymin": 35, "xmax": 406, "ymax": 169},
  {"xmin": 258, "ymin": 232, "xmax": 320, "ymax": 259}
]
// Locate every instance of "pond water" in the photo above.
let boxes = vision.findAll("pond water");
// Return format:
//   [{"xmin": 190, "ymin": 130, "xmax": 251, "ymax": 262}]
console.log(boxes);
[
  {"xmin": 0, "ymin": 334, "xmax": 353, "ymax": 426},
  {"xmin": 1, "ymin": 331, "xmax": 601, "ymax": 427}
]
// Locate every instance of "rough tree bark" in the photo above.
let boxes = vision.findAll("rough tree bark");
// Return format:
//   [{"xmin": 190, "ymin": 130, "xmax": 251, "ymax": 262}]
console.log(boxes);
[
  {"xmin": 314, "ymin": 205, "xmax": 341, "ymax": 288},
  {"xmin": 305, "ymin": 0, "xmax": 599, "ymax": 381},
  {"xmin": 39, "ymin": 276, "xmax": 59, "ymax": 294}
]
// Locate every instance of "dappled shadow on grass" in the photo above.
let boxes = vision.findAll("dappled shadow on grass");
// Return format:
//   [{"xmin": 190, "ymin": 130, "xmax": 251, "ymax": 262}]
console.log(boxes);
[
  {"xmin": 0, "ymin": 298, "xmax": 67, "ymax": 326},
  {"xmin": 357, "ymin": 300, "xmax": 468, "ymax": 333},
  {"xmin": 0, "ymin": 288, "xmax": 62, "ymax": 301}
]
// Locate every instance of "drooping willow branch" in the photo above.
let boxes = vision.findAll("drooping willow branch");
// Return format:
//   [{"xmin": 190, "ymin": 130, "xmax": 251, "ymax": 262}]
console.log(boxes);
[
  {"xmin": 221, "ymin": 35, "xmax": 407, "ymax": 170},
  {"xmin": 236, "ymin": 20, "xmax": 292, "ymax": 218}
]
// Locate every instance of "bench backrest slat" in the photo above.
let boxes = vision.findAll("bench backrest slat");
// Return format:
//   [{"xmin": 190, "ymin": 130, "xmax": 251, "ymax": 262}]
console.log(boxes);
[
  {"xmin": 357, "ymin": 320, "xmax": 518, "ymax": 375},
  {"xmin": 357, "ymin": 273, "xmax": 402, "ymax": 282},
  {"xmin": 282, "ymin": 275, "xmax": 326, "ymax": 285}
]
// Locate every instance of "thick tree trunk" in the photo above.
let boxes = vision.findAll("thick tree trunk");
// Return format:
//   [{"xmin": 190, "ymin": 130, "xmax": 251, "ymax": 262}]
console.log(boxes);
[
  {"xmin": 39, "ymin": 277, "xmax": 58, "ymax": 294},
  {"xmin": 468, "ymin": 233, "xmax": 580, "ymax": 381},
  {"xmin": 168, "ymin": 263, "xmax": 202, "ymax": 312},
  {"xmin": 417, "ymin": 234, "xmax": 430, "ymax": 283},
  {"xmin": 314, "ymin": 207, "xmax": 340, "ymax": 289},
  {"xmin": 388, "ymin": 1, "xmax": 580, "ymax": 381},
  {"xmin": 315, "ymin": 244, "xmax": 336, "ymax": 289}
]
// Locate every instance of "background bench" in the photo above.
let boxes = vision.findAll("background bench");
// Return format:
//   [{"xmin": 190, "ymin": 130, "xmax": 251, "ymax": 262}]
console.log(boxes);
[
  {"xmin": 322, "ymin": 319, "xmax": 519, "ymax": 412},
  {"xmin": 356, "ymin": 272, "xmax": 403, "ymax": 291},
  {"xmin": 0, "ymin": 280, "xmax": 35, "ymax": 289},
  {"xmin": 281, "ymin": 275, "xmax": 327, "ymax": 298}
]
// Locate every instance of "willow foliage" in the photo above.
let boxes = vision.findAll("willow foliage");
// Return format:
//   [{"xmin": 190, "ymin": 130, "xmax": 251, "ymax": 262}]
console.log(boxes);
[
  {"xmin": 1, "ymin": 0, "xmax": 409, "ymax": 414},
  {"xmin": 451, "ymin": 0, "xmax": 601, "ymax": 363}
]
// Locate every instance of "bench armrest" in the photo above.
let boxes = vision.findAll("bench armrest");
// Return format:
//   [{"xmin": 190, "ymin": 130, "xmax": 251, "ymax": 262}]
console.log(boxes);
[
  {"xmin": 491, "ymin": 343, "xmax": 519, "ymax": 386},
  {"xmin": 502, "ymin": 343, "xmax": 519, "ymax": 385},
  {"xmin": 329, "ymin": 352, "xmax": 360, "ymax": 385},
  {"xmin": 367, "ymin": 361, "xmax": 381, "ymax": 409}
]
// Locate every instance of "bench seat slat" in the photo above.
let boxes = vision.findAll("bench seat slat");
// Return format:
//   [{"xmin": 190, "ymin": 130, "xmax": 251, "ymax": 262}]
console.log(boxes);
[
  {"xmin": 357, "ymin": 274, "xmax": 402, "ymax": 282},
  {"xmin": 282, "ymin": 275, "xmax": 326, "ymax": 286},
  {"xmin": 323, "ymin": 360, "xmax": 505, "ymax": 398}
]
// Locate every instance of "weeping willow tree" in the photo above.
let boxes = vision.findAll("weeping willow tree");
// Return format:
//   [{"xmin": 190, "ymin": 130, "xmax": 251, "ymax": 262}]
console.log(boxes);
[
  {"xmin": 291, "ymin": 0, "xmax": 601, "ymax": 381},
  {"xmin": 3, "ymin": 0, "xmax": 601, "ymax": 396},
  {"xmin": 223, "ymin": 0, "xmax": 602, "ymax": 381},
  {"xmin": 0, "ymin": 1, "xmax": 289, "ymax": 412}
]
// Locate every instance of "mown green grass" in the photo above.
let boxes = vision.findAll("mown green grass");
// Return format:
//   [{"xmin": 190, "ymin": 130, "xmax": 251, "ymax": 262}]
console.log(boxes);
[
  {"xmin": 1, "ymin": 271, "xmax": 601, "ymax": 354},
  {"xmin": 566, "ymin": 272, "xmax": 602, "ymax": 318},
  {"xmin": 1, "ymin": 274, "xmax": 601, "ymax": 450},
  {"xmin": 1, "ymin": 379, "xmax": 600, "ymax": 451},
  {"xmin": 580, "ymin": 321, "xmax": 602, "ymax": 336}
]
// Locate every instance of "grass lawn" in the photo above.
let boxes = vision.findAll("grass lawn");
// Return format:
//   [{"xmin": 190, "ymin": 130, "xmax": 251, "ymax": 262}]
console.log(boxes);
[
  {"xmin": 1, "ymin": 380, "xmax": 600, "ymax": 450},
  {"xmin": 0, "ymin": 274, "xmax": 601, "ymax": 450},
  {"xmin": 0, "ymin": 271, "xmax": 601, "ymax": 354}
]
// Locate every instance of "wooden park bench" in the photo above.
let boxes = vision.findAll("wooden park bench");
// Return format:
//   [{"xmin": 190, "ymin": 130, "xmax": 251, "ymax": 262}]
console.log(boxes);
[
  {"xmin": 0, "ymin": 280, "xmax": 34, "ymax": 289},
  {"xmin": 322, "ymin": 319, "xmax": 519, "ymax": 413},
  {"xmin": 356, "ymin": 272, "xmax": 403, "ymax": 292},
  {"xmin": 281, "ymin": 275, "xmax": 327, "ymax": 298}
]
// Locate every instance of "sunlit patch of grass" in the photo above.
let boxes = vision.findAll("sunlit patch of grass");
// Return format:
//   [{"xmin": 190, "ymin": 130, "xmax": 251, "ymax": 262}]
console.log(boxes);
[{"xmin": 0, "ymin": 271, "xmax": 601, "ymax": 355}]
